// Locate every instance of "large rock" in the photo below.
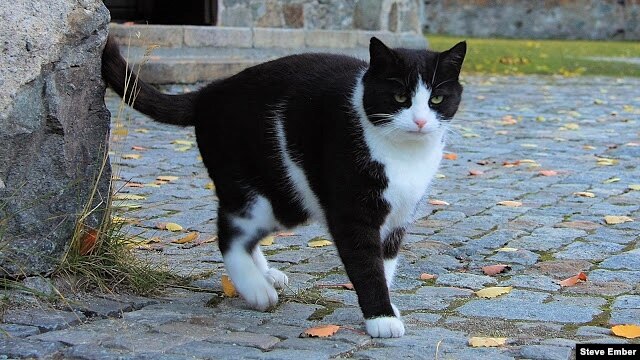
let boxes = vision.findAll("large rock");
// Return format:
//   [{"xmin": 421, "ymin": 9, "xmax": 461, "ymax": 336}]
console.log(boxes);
[{"xmin": 0, "ymin": 1, "xmax": 111, "ymax": 276}]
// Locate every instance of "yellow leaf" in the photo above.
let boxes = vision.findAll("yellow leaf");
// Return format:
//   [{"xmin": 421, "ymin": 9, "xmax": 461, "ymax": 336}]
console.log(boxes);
[
  {"xmin": 259, "ymin": 235, "xmax": 275, "ymax": 246},
  {"xmin": 603, "ymin": 177, "xmax": 620, "ymax": 184},
  {"xmin": 205, "ymin": 182, "xmax": 215, "ymax": 190},
  {"xmin": 171, "ymin": 140, "xmax": 194, "ymax": 145},
  {"xmin": 497, "ymin": 200, "xmax": 522, "ymax": 207},
  {"xmin": 221, "ymin": 275, "xmax": 237, "ymax": 297},
  {"xmin": 111, "ymin": 216, "xmax": 135, "ymax": 224},
  {"xmin": 112, "ymin": 128, "xmax": 129, "ymax": 136},
  {"xmin": 435, "ymin": 173, "xmax": 446, "ymax": 179},
  {"xmin": 301, "ymin": 324, "xmax": 340, "ymax": 338},
  {"xmin": 474, "ymin": 286, "xmax": 512, "ymax": 298},
  {"xmin": 604, "ymin": 215, "xmax": 634, "ymax": 225},
  {"xmin": 468, "ymin": 337, "xmax": 507, "ymax": 347},
  {"xmin": 112, "ymin": 194, "xmax": 146, "ymax": 201},
  {"xmin": 611, "ymin": 324, "xmax": 640, "ymax": 339},
  {"xmin": 308, "ymin": 237, "xmax": 332, "ymax": 248},
  {"xmin": 518, "ymin": 159, "xmax": 538, "ymax": 164},
  {"xmin": 496, "ymin": 247, "xmax": 518, "ymax": 252},
  {"xmin": 134, "ymin": 128, "xmax": 149, "ymax": 133},
  {"xmin": 583, "ymin": 145, "xmax": 596, "ymax": 150},
  {"xmin": 564, "ymin": 123, "xmax": 580, "ymax": 130},
  {"xmin": 144, "ymin": 183, "xmax": 161, "ymax": 188},
  {"xmin": 164, "ymin": 222, "xmax": 183, "ymax": 232},
  {"xmin": 122, "ymin": 154, "xmax": 141, "ymax": 160},
  {"xmin": 174, "ymin": 146, "xmax": 192, "ymax": 152},
  {"xmin": 573, "ymin": 192, "xmax": 595, "ymax": 198},
  {"xmin": 172, "ymin": 232, "xmax": 198, "ymax": 244},
  {"xmin": 596, "ymin": 157, "xmax": 618, "ymax": 166},
  {"xmin": 629, "ymin": 184, "xmax": 640, "ymax": 191},
  {"xmin": 156, "ymin": 176, "xmax": 179, "ymax": 182}
]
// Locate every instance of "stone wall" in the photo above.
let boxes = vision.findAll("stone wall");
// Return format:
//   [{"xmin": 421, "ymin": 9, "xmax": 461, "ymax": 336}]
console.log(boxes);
[
  {"xmin": 423, "ymin": 0, "xmax": 640, "ymax": 40},
  {"xmin": 0, "ymin": 1, "xmax": 111, "ymax": 276},
  {"xmin": 218, "ymin": 0, "xmax": 424, "ymax": 34}
]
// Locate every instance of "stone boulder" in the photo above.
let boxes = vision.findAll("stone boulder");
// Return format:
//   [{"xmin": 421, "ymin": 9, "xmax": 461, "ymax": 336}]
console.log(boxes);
[{"xmin": 0, "ymin": 1, "xmax": 111, "ymax": 276}]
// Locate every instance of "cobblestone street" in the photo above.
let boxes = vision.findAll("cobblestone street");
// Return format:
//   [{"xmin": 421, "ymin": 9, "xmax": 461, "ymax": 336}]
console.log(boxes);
[{"xmin": 3, "ymin": 75, "xmax": 640, "ymax": 359}]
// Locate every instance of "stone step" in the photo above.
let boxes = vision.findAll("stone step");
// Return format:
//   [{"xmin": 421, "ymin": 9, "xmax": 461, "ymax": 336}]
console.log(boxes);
[{"xmin": 109, "ymin": 24, "xmax": 427, "ymax": 84}]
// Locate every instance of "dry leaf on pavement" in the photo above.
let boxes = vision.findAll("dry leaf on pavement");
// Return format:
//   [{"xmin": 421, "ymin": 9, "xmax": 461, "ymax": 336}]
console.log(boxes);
[
  {"xmin": 604, "ymin": 215, "xmax": 634, "ymax": 225},
  {"xmin": 308, "ymin": 237, "xmax": 332, "ymax": 247},
  {"xmin": 172, "ymin": 232, "xmax": 198, "ymax": 244},
  {"xmin": 468, "ymin": 337, "xmax": 507, "ymax": 347},
  {"xmin": 429, "ymin": 199, "xmax": 450, "ymax": 206},
  {"xmin": 497, "ymin": 200, "xmax": 522, "ymax": 207},
  {"xmin": 474, "ymin": 286, "xmax": 512, "ymax": 298},
  {"xmin": 221, "ymin": 275, "xmax": 237, "ymax": 297},
  {"xmin": 611, "ymin": 324, "xmax": 640, "ymax": 339},
  {"xmin": 300, "ymin": 324, "xmax": 340, "ymax": 338},
  {"xmin": 559, "ymin": 272, "xmax": 588, "ymax": 287},
  {"xmin": 482, "ymin": 264, "xmax": 511, "ymax": 276}
]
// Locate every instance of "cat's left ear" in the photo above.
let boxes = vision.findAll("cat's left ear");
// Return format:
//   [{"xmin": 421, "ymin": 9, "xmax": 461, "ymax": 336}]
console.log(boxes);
[
  {"xmin": 438, "ymin": 41, "xmax": 467, "ymax": 77},
  {"xmin": 369, "ymin": 37, "xmax": 400, "ymax": 76}
]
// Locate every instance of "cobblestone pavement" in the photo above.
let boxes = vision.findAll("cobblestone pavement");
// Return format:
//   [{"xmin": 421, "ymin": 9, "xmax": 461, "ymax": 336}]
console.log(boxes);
[{"xmin": 3, "ymin": 75, "xmax": 640, "ymax": 359}]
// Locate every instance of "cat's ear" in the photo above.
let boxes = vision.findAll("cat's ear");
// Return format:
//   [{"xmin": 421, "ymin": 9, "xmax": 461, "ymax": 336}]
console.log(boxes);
[
  {"xmin": 369, "ymin": 37, "xmax": 400, "ymax": 75},
  {"xmin": 438, "ymin": 41, "xmax": 467, "ymax": 77}
]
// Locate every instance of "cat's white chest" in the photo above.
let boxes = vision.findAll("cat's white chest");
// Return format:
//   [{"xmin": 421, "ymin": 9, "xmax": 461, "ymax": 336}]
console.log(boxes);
[{"xmin": 366, "ymin": 132, "xmax": 444, "ymax": 240}]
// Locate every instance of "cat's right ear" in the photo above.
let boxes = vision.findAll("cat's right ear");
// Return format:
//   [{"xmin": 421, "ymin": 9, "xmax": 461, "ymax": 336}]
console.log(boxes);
[{"xmin": 369, "ymin": 37, "xmax": 399, "ymax": 75}]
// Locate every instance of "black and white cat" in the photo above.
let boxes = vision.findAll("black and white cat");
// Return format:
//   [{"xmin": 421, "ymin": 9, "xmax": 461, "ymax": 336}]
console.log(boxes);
[{"xmin": 102, "ymin": 36, "xmax": 466, "ymax": 338}]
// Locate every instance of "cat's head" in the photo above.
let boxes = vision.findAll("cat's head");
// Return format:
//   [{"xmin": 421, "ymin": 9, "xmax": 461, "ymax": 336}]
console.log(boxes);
[{"xmin": 359, "ymin": 37, "xmax": 466, "ymax": 141}]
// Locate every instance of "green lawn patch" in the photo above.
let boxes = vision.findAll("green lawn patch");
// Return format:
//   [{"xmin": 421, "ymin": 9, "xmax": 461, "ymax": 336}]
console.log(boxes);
[{"xmin": 427, "ymin": 34, "xmax": 640, "ymax": 77}]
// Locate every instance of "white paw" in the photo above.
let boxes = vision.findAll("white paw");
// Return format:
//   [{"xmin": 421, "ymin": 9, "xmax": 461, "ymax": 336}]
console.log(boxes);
[
  {"xmin": 366, "ymin": 317, "xmax": 405, "ymax": 338},
  {"xmin": 236, "ymin": 276, "xmax": 279, "ymax": 311},
  {"xmin": 265, "ymin": 268, "xmax": 289, "ymax": 289}
]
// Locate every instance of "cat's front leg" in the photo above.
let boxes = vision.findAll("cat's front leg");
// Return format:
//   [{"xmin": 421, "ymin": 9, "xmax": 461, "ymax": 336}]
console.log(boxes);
[{"xmin": 330, "ymin": 223, "xmax": 405, "ymax": 338}]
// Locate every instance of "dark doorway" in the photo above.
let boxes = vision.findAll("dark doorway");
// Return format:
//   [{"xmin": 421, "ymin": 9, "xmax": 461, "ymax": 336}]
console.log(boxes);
[{"xmin": 104, "ymin": 0, "xmax": 217, "ymax": 25}]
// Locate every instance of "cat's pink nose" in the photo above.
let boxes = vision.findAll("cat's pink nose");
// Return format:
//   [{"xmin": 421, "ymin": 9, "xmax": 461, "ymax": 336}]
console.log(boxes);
[{"xmin": 414, "ymin": 118, "xmax": 427, "ymax": 129}]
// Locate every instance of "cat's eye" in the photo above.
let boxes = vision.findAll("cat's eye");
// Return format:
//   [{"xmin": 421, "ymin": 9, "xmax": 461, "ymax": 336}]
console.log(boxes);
[
  {"xmin": 430, "ymin": 95, "xmax": 444, "ymax": 105},
  {"xmin": 394, "ymin": 94, "xmax": 407, "ymax": 103}
]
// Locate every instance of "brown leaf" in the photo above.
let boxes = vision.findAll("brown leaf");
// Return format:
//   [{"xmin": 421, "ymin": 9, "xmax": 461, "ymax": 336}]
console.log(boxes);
[
  {"xmin": 482, "ymin": 264, "xmax": 511, "ymax": 276},
  {"xmin": 469, "ymin": 169, "xmax": 484, "ymax": 176},
  {"xmin": 539, "ymin": 170, "xmax": 558, "ymax": 176},
  {"xmin": 276, "ymin": 231, "xmax": 297, "ymax": 237},
  {"xmin": 443, "ymin": 153, "xmax": 458, "ymax": 160},
  {"xmin": 419, "ymin": 273, "xmax": 438, "ymax": 280},
  {"xmin": 428, "ymin": 199, "xmax": 450, "ymax": 206},
  {"xmin": 301, "ymin": 324, "xmax": 340, "ymax": 338},
  {"xmin": 131, "ymin": 146, "xmax": 147, "ymax": 151},
  {"xmin": 559, "ymin": 272, "xmax": 588, "ymax": 287},
  {"xmin": 316, "ymin": 283, "xmax": 354, "ymax": 290},
  {"xmin": 497, "ymin": 200, "xmax": 522, "ymax": 207},
  {"xmin": 172, "ymin": 232, "xmax": 199, "ymax": 244},
  {"xmin": 221, "ymin": 275, "xmax": 237, "ymax": 297},
  {"xmin": 80, "ymin": 229, "xmax": 98, "ymax": 256},
  {"xmin": 611, "ymin": 324, "xmax": 640, "ymax": 339}
]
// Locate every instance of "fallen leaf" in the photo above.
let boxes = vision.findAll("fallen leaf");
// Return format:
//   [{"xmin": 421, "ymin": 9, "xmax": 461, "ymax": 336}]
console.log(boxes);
[
  {"xmin": 80, "ymin": 229, "xmax": 98, "ymax": 256},
  {"xmin": 316, "ymin": 283, "xmax": 354, "ymax": 290},
  {"xmin": 301, "ymin": 324, "xmax": 340, "ymax": 338},
  {"xmin": 125, "ymin": 181, "xmax": 144, "ymax": 188},
  {"xmin": 611, "ymin": 324, "xmax": 640, "ymax": 339},
  {"xmin": 596, "ymin": 157, "xmax": 618, "ymax": 166},
  {"xmin": 134, "ymin": 128, "xmax": 149, "ymax": 133},
  {"xmin": 443, "ymin": 153, "xmax": 458, "ymax": 160},
  {"xmin": 429, "ymin": 199, "xmax": 450, "ymax": 206},
  {"xmin": 112, "ymin": 194, "xmax": 146, "ymax": 201},
  {"xmin": 469, "ymin": 169, "xmax": 484, "ymax": 176},
  {"xmin": 482, "ymin": 264, "xmax": 511, "ymax": 276},
  {"xmin": 501, "ymin": 115, "xmax": 517, "ymax": 125},
  {"xmin": 520, "ymin": 143, "xmax": 538, "ymax": 148},
  {"xmin": 604, "ymin": 215, "xmax": 634, "ymax": 225},
  {"xmin": 468, "ymin": 337, "xmax": 507, "ymax": 347},
  {"xmin": 628, "ymin": 184, "xmax": 640, "ymax": 191},
  {"xmin": 559, "ymin": 272, "xmax": 588, "ymax": 287},
  {"xmin": 174, "ymin": 146, "xmax": 192, "ymax": 152},
  {"xmin": 172, "ymin": 232, "xmax": 198, "ymax": 244},
  {"xmin": 583, "ymin": 145, "xmax": 596, "ymax": 150},
  {"xmin": 275, "ymin": 231, "xmax": 296, "ymax": 237},
  {"xmin": 171, "ymin": 140, "xmax": 194, "ymax": 145},
  {"xmin": 502, "ymin": 160, "xmax": 520, "ymax": 167},
  {"xmin": 573, "ymin": 192, "xmax": 595, "ymax": 198},
  {"xmin": 156, "ymin": 175, "xmax": 179, "ymax": 182},
  {"xmin": 259, "ymin": 235, "xmax": 275, "ymax": 246},
  {"xmin": 131, "ymin": 146, "xmax": 147, "ymax": 151},
  {"xmin": 221, "ymin": 275, "xmax": 237, "ymax": 297},
  {"xmin": 308, "ymin": 237, "xmax": 332, "ymax": 248},
  {"xmin": 603, "ymin": 177, "xmax": 620, "ymax": 184},
  {"xmin": 157, "ymin": 222, "xmax": 183, "ymax": 232},
  {"xmin": 475, "ymin": 286, "xmax": 512, "ymax": 298},
  {"xmin": 563, "ymin": 123, "xmax": 580, "ymax": 130},
  {"xmin": 419, "ymin": 273, "xmax": 438, "ymax": 280},
  {"xmin": 112, "ymin": 201, "xmax": 141, "ymax": 209},
  {"xmin": 539, "ymin": 170, "xmax": 558, "ymax": 176},
  {"xmin": 122, "ymin": 154, "xmax": 141, "ymax": 160},
  {"xmin": 519, "ymin": 159, "xmax": 538, "ymax": 164},
  {"xmin": 495, "ymin": 130, "xmax": 509, "ymax": 135},
  {"xmin": 204, "ymin": 182, "xmax": 215, "ymax": 190},
  {"xmin": 496, "ymin": 247, "xmax": 518, "ymax": 252},
  {"xmin": 497, "ymin": 200, "xmax": 522, "ymax": 207},
  {"xmin": 112, "ymin": 128, "xmax": 129, "ymax": 136},
  {"xmin": 435, "ymin": 173, "xmax": 446, "ymax": 179}
]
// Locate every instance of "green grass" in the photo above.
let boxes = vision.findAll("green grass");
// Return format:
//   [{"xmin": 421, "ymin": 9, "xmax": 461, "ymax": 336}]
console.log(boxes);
[{"xmin": 427, "ymin": 34, "xmax": 640, "ymax": 77}]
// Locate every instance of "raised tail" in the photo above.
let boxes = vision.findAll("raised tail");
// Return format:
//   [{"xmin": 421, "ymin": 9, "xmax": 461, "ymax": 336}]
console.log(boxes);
[{"xmin": 101, "ymin": 35, "xmax": 197, "ymax": 126}]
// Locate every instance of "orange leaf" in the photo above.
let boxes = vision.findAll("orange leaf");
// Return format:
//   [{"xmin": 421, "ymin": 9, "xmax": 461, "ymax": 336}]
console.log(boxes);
[
  {"xmin": 469, "ymin": 169, "xmax": 484, "ymax": 176},
  {"xmin": 420, "ymin": 273, "xmax": 438, "ymax": 280},
  {"xmin": 443, "ymin": 153, "xmax": 458, "ymax": 160},
  {"xmin": 221, "ymin": 275, "xmax": 237, "ymax": 297},
  {"xmin": 301, "ymin": 324, "xmax": 340, "ymax": 338},
  {"xmin": 125, "ymin": 181, "xmax": 144, "ymax": 188},
  {"xmin": 276, "ymin": 231, "xmax": 296, "ymax": 237},
  {"xmin": 80, "ymin": 229, "xmax": 98, "ymax": 256},
  {"xmin": 539, "ymin": 170, "xmax": 558, "ymax": 176},
  {"xmin": 482, "ymin": 264, "xmax": 511, "ymax": 276},
  {"xmin": 559, "ymin": 272, "xmax": 588, "ymax": 287},
  {"xmin": 428, "ymin": 199, "xmax": 450, "ymax": 206},
  {"xmin": 503, "ymin": 160, "xmax": 520, "ymax": 167},
  {"xmin": 611, "ymin": 324, "xmax": 640, "ymax": 339},
  {"xmin": 131, "ymin": 146, "xmax": 147, "ymax": 151},
  {"xmin": 172, "ymin": 232, "xmax": 199, "ymax": 244}
]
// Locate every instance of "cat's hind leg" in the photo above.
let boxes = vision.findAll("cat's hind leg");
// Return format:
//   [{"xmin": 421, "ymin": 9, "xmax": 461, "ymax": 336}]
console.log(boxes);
[
  {"xmin": 251, "ymin": 246, "xmax": 289, "ymax": 289},
  {"xmin": 218, "ymin": 196, "xmax": 280, "ymax": 311}
]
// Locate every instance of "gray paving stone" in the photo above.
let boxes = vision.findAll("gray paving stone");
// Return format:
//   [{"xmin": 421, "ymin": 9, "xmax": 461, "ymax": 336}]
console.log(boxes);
[
  {"xmin": 555, "ymin": 241, "xmax": 625, "ymax": 261},
  {"xmin": 435, "ymin": 273, "xmax": 497, "ymax": 290},
  {"xmin": 600, "ymin": 249, "xmax": 640, "ymax": 270},
  {"xmin": 609, "ymin": 309, "xmax": 640, "ymax": 325},
  {"xmin": 0, "ymin": 323, "xmax": 40, "ymax": 338},
  {"xmin": 613, "ymin": 295, "xmax": 640, "ymax": 309},
  {"xmin": 212, "ymin": 331, "xmax": 281, "ymax": 350},
  {"xmin": 273, "ymin": 337, "xmax": 356, "ymax": 358},
  {"xmin": 167, "ymin": 341, "xmax": 263, "ymax": 358},
  {"xmin": 576, "ymin": 326, "xmax": 612, "ymax": 337},
  {"xmin": 70, "ymin": 296, "xmax": 135, "ymax": 318},
  {"xmin": 500, "ymin": 274, "xmax": 561, "ymax": 291},
  {"xmin": 249, "ymin": 349, "xmax": 330, "ymax": 360},
  {"xmin": 519, "ymin": 345, "xmax": 572, "ymax": 360},
  {"xmin": 0, "ymin": 338, "xmax": 65, "ymax": 358},
  {"xmin": 3, "ymin": 309, "xmax": 86, "ymax": 332},
  {"xmin": 489, "ymin": 248, "xmax": 540, "ymax": 265}
]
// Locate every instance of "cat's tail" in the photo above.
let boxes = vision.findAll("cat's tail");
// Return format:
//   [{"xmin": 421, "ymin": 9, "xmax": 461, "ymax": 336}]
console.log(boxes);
[{"xmin": 101, "ymin": 35, "xmax": 197, "ymax": 126}]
